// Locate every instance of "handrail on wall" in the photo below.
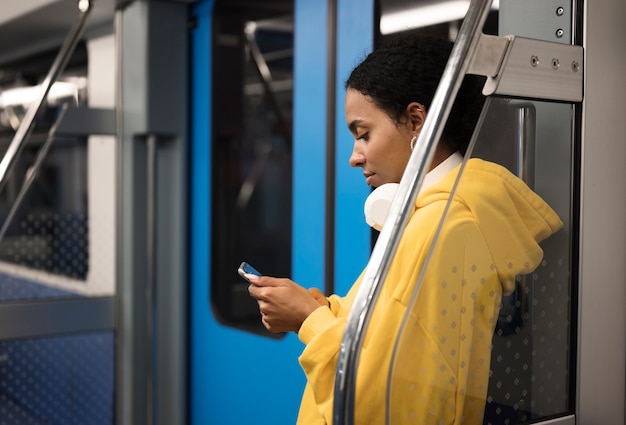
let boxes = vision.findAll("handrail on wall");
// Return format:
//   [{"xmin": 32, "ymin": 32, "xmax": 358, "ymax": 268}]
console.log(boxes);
[
  {"xmin": 0, "ymin": 0, "xmax": 93, "ymax": 196},
  {"xmin": 332, "ymin": 0, "xmax": 495, "ymax": 423}
]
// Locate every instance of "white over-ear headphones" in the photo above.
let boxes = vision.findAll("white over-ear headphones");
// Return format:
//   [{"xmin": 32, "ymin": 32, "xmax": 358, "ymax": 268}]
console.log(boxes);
[{"xmin": 363, "ymin": 183, "xmax": 399, "ymax": 231}]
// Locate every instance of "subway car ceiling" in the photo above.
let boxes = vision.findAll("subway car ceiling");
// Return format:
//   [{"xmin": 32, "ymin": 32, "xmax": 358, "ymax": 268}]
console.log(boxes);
[
  {"xmin": 0, "ymin": 0, "xmax": 115, "ymax": 67},
  {"xmin": 0, "ymin": 0, "xmax": 291, "ymax": 87},
  {"xmin": 0, "ymin": 0, "xmax": 499, "ymax": 66}
]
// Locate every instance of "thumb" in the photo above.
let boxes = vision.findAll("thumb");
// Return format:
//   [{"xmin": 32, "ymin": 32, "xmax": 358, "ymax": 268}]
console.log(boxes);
[{"xmin": 308, "ymin": 288, "xmax": 329, "ymax": 307}]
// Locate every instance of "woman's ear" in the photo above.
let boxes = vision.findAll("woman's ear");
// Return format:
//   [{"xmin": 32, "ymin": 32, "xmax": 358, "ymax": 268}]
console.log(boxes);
[{"xmin": 407, "ymin": 102, "xmax": 426, "ymax": 132}]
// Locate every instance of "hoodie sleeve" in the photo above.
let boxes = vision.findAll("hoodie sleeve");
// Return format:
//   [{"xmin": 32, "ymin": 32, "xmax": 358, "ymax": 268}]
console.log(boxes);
[{"xmin": 296, "ymin": 281, "xmax": 361, "ymax": 423}]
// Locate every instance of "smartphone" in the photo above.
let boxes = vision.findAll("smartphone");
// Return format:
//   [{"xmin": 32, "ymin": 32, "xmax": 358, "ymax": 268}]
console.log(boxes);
[{"xmin": 237, "ymin": 261, "xmax": 262, "ymax": 282}]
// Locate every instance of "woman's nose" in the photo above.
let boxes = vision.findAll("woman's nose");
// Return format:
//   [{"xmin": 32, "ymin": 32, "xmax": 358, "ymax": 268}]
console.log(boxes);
[{"xmin": 349, "ymin": 144, "xmax": 365, "ymax": 168}]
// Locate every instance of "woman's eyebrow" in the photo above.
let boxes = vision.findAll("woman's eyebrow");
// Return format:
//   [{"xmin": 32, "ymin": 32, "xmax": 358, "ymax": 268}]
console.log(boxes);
[{"xmin": 348, "ymin": 119, "xmax": 363, "ymax": 133}]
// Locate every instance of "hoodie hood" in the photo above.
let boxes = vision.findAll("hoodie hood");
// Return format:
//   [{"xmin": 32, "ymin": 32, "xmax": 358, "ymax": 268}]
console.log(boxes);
[{"xmin": 417, "ymin": 158, "xmax": 563, "ymax": 294}]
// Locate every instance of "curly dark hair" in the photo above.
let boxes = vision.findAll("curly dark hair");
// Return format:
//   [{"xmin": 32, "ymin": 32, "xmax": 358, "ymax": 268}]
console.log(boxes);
[{"xmin": 345, "ymin": 33, "xmax": 485, "ymax": 154}]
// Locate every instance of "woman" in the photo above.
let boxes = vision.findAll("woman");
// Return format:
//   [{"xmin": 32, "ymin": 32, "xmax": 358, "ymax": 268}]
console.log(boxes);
[{"xmin": 246, "ymin": 34, "xmax": 562, "ymax": 424}]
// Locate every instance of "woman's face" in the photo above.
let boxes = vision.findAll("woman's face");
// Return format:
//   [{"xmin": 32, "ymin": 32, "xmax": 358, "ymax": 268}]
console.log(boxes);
[{"xmin": 345, "ymin": 88, "xmax": 420, "ymax": 188}]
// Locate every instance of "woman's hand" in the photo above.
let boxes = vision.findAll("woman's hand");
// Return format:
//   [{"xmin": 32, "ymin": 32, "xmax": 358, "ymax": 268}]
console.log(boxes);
[
  {"xmin": 308, "ymin": 287, "xmax": 330, "ymax": 308},
  {"xmin": 247, "ymin": 275, "xmax": 325, "ymax": 333}
]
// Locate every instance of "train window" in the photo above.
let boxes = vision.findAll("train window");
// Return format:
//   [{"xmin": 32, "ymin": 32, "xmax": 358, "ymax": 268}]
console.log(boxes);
[
  {"xmin": 0, "ymin": 43, "xmax": 105, "ymax": 301},
  {"xmin": 211, "ymin": 1, "xmax": 294, "ymax": 335},
  {"xmin": 0, "ymin": 130, "xmax": 89, "ymax": 280}
]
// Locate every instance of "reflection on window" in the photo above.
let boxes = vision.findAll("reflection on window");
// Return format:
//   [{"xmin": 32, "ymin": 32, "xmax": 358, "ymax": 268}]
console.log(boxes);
[
  {"xmin": 0, "ymin": 49, "xmax": 89, "ymax": 282},
  {"xmin": 211, "ymin": 1, "xmax": 294, "ymax": 335},
  {"xmin": 0, "ymin": 41, "xmax": 119, "ymax": 301},
  {"xmin": 0, "ymin": 136, "xmax": 88, "ymax": 280}
]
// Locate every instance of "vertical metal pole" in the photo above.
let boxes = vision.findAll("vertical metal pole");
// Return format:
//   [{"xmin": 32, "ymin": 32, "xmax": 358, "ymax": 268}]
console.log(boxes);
[
  {"xmin": 324, "ymin": 0, "xmax": 337, "ymax": 296},
  {"xmin": 332, "ymin": 0, "xmax": 493, "ymax": 423},
  {"xmin": 117, "ymin": 2, "xmax": 189, "ymax": 424},
  {"xmin": 514, "ymin": 105, "xmax": 536, "ymax": 188},
  {"xmin": 145, "ymin": 134, "xmax": 157, "ymax": 425}
]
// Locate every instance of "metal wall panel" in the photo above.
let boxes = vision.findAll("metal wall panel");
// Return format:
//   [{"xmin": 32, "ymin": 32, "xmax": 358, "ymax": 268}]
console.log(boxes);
[
  {"xmin": 117, "ymin": 1, "xmax": 189, "ymax": 424},
  {"xmin": 577, "ymin": 0, "xmax": 626, "ymax": 422}
]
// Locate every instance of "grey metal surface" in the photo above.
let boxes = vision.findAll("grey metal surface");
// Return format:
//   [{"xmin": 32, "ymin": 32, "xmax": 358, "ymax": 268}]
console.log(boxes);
[
  {"xmin": 500, "ymin": 0, "xmax": 572, "ymax": 44},
  {"xmin": 483, "ymin": 35, "xmax": 583, "ymax": 102},
  {"xmin": 467, "ymin": 34, "xmax": 509, "ymax": 78},
  {"xmin": 116, "ymin": 2, "xmax": 189, "ymax": 425},
  {"xmin": 471, "ymin": 99, "xmax": 536, "ymax": 184},
  {"xmin": 576, "ymin": 0, "xmax": 626, "ymax": 423},
  {"xmin": 332, "ymin": 0, "xmax": 495, "ymax": 423},
  {"xmin": 514, "ymin": 104, "xmax": 535, "ymax": 187},
  {"xmin": 54, "ymin": 107, "xmax": 116, "ymax": 135},
  {"xmin": 494, "ymin": 1, "xmax": 576, "ymax": 421},
  {"xmin": 145, "ymin": 133, "xmax": 157, "ymax": 425},
  {"xmin": 0, "ymin": 297, "xmax": 115, "ymax": 340},
  {"xmin": 498, "ymin": 0, "xmax": 626, "ymax": 423},
  {"xmin": 0, "ymin": 0, "xmax": 116, "ymax": 65},
  {"xmin": 539, "ymin": 415, "xmax": 575, "ymax": 425}
]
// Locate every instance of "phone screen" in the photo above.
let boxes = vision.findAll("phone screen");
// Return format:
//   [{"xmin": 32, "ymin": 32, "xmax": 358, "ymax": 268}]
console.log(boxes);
[{"xmin": 237, "ymin": 262, "xmax": 262, "ymax": 282}]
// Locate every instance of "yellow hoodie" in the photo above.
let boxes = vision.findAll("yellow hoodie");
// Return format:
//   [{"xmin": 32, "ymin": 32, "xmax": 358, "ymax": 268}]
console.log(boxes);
[{"xmin": 296, "ymin": 159, "xmax": 563, "ymax": 425}]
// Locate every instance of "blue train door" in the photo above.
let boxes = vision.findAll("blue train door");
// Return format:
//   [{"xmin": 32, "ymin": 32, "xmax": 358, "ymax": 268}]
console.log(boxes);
[{"xmin": 190, "ymin": 0, "xmax": 372, "ymax": 423}]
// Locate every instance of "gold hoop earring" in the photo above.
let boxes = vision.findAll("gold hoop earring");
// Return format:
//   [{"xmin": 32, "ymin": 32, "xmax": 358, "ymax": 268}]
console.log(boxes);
[{"xmin": 410, "ymin": 135, "xmax": 418, "ymax": 151}]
